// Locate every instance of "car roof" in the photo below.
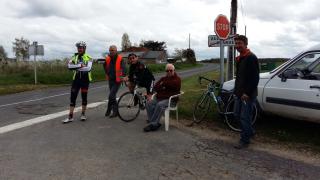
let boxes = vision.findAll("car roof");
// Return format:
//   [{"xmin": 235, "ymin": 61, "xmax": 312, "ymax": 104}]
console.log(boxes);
[{"xmin": 306, "ymin": 44, "xmax": 320, "ymax": 51}]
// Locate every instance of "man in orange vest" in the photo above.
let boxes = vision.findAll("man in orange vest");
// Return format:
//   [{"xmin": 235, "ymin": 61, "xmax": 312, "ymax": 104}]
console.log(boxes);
[{"xmin": 104, "ymin": 45, "xmax": 126, "ymax": 118}]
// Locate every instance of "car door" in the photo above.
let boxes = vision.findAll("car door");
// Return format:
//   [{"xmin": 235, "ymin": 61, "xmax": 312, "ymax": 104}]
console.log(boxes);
[{"xmin": 262, "ymin": 52, "xmax": 320, "ymax": 122}]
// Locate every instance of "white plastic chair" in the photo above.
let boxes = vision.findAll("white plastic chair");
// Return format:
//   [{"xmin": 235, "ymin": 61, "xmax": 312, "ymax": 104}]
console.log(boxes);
[
  {"xmin": 151, "ymin": 91, "xmax": 184, "ymax": 131},
  {"xmin": 164, "ymin": 91, "xmax": 184, "ymax": 131}
]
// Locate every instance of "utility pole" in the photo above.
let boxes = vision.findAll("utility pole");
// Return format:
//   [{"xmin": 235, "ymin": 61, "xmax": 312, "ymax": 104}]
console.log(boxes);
[
  {"xmin": 188, "ymin": 33, "xmax": 191, "ymax": 49},
  {"xmin": 227, "ymin": 0, "xmax": 237, "ymax": 80}
]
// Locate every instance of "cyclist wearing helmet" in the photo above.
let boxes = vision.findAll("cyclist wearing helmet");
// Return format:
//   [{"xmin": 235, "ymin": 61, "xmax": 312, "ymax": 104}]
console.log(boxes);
[
  {"xmin": 63, "ymin": 41, "xmax": 93, "ymax": 123},
  {"xmin": 123, "ymin": 53, "xmax": 155, "ymax": 97}
]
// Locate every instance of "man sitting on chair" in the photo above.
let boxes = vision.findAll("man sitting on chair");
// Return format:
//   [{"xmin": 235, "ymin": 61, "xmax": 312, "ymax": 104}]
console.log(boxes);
[{"xmin": 144, "ymin": 64, "xmax": 181, "ymax": 132}]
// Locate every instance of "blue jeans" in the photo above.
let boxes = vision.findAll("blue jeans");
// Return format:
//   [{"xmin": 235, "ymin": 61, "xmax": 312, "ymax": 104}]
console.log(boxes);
[
  {"xmin": 234, "ymin": 96, "xmax": 256, "ymax": 144},
  {"xmin": 146, "ymin": 97, "xmax": 169, "ymax": 126}
]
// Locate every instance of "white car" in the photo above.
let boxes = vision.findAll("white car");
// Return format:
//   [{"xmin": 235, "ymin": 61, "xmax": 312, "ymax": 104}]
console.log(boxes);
[{"xmin": 223, "ymin": 44, "xmax": 320, "ymax": 123}]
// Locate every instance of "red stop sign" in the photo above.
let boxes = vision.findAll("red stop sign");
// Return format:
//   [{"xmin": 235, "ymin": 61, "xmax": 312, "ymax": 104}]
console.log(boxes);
[{"xmin": 214, "ymin": 14, "xmax": 230, "ymax": 40}]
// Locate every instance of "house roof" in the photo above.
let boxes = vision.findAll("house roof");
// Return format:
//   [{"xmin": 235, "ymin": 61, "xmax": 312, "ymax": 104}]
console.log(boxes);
[
  {"xmin": 125, "ymin": 47, "xmax": 148, "ymax": 52},
  {"xmin": 120, "ymin": 50, "xmax": 165, "ymax": 59},
  {"xmin": 119, "ymin": 51, "xmax": 145, "ymax": 58},
  {"xmin": 142, "ymin": 51, "xmax": 165, "ymax": 59}
]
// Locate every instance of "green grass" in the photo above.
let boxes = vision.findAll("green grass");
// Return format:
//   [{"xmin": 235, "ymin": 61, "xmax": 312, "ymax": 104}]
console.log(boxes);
[
  {"xmin": 0, "ymin": 62, "xmax": 201, "ymax": 95},
  {"xmin": 179, "ymin": 71, "xmax": 225, "ymax": 127},
  {"xmin": 147, "ymin": 62, "xmax": 202, "ymax": 73},
  {"xmin": 179, "ymin": 71, "xmax": 320, "ymax": 151}
]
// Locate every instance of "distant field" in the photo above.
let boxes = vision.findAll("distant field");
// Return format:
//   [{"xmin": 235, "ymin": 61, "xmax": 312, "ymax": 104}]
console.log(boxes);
[{"xmin": 0, "ymin": 61, "xmax": 201, "ymax": 95}]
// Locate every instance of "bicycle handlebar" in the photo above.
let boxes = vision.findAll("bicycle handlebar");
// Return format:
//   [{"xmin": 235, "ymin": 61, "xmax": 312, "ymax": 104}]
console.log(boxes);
[{"xmin": 198, "ymin": 76, "xmax": 216, "ymax": 85}]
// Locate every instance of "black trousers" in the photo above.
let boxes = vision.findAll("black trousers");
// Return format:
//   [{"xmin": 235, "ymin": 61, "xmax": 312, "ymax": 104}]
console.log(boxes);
[
  {"xmin": 107, "ymin": 80, "xmax": 121, "ymax": 113},
  {"xmin": 70, "ymin": 79, "xmax": 89, "ymax": 107}
]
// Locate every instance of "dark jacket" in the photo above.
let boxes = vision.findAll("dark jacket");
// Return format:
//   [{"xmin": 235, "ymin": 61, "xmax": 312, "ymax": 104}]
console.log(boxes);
[
  {"xmin": 129, "ymin": 61, "xmax": 155, "ymax": 93},
  {"xmin": 234, "ymin": 52, "xmax": 260, "ymax": 98},
  {"xmin": 154, "ymin": 72, "xmax": 181, "ymax": 101}
]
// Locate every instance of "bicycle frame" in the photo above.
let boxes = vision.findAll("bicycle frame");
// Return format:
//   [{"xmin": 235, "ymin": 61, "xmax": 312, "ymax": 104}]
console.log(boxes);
[
  {"xmin": 199, "ymin": 77, "xmax": 226, "ymax": 113},
  {"xmin": 194, "ymin": 76, "xmax": 257, "ymax": 132}
]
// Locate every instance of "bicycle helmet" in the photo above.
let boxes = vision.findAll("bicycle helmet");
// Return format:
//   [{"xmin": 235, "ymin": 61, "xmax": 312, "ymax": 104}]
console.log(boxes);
[{"xmin": 75, "ymin": 41, "xmax": 86, "ymax": 48}]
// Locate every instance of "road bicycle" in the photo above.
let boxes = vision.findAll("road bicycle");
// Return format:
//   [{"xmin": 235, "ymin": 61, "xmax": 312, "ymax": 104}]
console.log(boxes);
[
  {"xmin": 117, "ymin": 83, "xmax": 148, "ymax": 122},
  {"xmin": 192, "ymin": 76, "xmax": 258, "ymax": 132}
]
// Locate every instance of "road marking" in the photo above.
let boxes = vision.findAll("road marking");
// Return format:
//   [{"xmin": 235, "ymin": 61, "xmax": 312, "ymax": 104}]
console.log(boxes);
[
  {"xmin": 0, "ymin": 93, "xmax": 69, "ymax": 108},
  {"xmin": 0, "ymin": 101, "xmax": 106, "ymax": 134},
  {"xmin": 0, "ymin": 85, "xmax": 106, "ymax": 108}
]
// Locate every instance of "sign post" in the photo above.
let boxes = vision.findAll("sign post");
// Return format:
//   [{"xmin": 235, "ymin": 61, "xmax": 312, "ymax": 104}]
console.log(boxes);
[
  {"xmin": 29, "ymin": 41, "xmax": 44, "ymax": 85},
  {"xmin": 214, "ymin": 14, "xmax": 230, "ymax": 84},
  {"xmin": 33, "ymin": 42, "xmax": 37, "ymax": 85}
]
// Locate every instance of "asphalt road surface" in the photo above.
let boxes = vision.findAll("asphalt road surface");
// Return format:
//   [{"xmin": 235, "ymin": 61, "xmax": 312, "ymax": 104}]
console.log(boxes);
[{"xmin": 1, "ymin": 63, "xmax": 320, "ymax": 179}]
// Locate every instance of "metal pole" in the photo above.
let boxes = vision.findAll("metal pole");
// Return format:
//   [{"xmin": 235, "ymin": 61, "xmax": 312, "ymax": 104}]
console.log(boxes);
[
  {"xmin": 232, "ymin": 45, "xmax": 235, "ymax": 79},
  {"xmin": 245, "ymin": 25, "xmax": 247, "ymax": 36},
  {"xmin": 220, "ymin": 40, "xmax": 224, "ymax": 84},
  {"xmin": 226, "ymin": 42, "xmax": 229, "ymax": 80},
  {"xmin": 188, "ymin": 33, "xmax": 190, "ymax": 49},
  {"xmin": 33, "ymin": 41, "xmax": 37, "ymax": 85},
  {"xmin": 228, "ymin": 0, "xmax": 237, "ymax": 81}
]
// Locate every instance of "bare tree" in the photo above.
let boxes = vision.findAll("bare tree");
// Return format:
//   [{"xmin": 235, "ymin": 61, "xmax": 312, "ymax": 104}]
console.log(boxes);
[
  {"xmin": 121, "ymin": 33, "xmax": 131, "ymax": 51},
  {"xmin": 182, "ymin": 48, "xmax": 196, "ymax": 64},
  {"xmin": 0, "ymin": 46, "xmax": 7, "ymax": 61},
  {"xmin": 172, "ymin": 48, "xmax": 183, "ymax": 60},
  {"xmin": 12, "ymin": 37, "xmax": 30, "ymax": 61}
]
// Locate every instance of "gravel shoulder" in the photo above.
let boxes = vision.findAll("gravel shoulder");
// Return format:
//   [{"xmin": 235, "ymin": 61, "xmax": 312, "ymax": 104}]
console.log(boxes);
[{"xmin": 172, "ymin": 118, "xmax": 320, "ymax": 167}]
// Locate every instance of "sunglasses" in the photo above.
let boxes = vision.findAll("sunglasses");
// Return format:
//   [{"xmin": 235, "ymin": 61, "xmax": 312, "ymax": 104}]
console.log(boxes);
[{"xmin": 166, "ymin": 69, "xmax": 173, "ymax": 72}]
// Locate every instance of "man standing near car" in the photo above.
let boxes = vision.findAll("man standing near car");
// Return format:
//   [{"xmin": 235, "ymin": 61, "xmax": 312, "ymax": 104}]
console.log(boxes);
[{"xmin": 233, "ymin": 35, "xmax": 260, "ymax": 149}]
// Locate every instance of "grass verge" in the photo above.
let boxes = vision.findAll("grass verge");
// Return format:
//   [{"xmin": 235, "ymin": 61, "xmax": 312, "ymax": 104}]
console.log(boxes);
[
  {"xmin": 0, "ymin": 62, "xmax": 201, "ymax": 95},
  {"xmin": 179, "ymin": 71, "xmax": 320, "ymax": 152}
]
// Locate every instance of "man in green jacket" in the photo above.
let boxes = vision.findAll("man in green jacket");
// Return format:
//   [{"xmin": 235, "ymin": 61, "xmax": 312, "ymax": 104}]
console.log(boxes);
[{"xmin": 63, "ymin": 41, "xmax": 93, "ymax": 123}]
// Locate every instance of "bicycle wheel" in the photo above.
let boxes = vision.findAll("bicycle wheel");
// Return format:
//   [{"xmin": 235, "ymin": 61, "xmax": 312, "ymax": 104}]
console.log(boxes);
[
  {"xmin": 224, "ymin": 98, "xmax": 258, "ymax": 132},
  {"xmin": 193, "ymin": 92, "xmax": 212, "ymax": 123},
  {"xmin": 118, "ymin": 92, "xmax": 140, "ymax": 122}
]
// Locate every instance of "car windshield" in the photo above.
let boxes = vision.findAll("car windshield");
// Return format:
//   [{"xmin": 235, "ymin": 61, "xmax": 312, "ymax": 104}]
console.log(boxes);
[
  {"xmin": 270, "ymin": 51, "xmax": 304, "ymax": 73},
  {"xmin": 288, "ymin": 53, "xmax": 320, "ymax": 71}
]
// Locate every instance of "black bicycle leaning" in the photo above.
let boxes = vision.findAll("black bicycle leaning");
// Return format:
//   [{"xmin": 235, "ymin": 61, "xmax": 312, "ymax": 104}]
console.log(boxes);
[
  {"xmin": 192, "ymin": 76, "xmax": 258, "ymax": 132},
  {"xmin": 117, "ymin": 82, "xmax": 148, "ymax": 122}
]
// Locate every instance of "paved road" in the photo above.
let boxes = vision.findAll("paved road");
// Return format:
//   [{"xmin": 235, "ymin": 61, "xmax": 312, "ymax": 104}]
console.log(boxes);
[{"xmin": 0, "ymin": 63, "xmax": 320, "ymax": 179}]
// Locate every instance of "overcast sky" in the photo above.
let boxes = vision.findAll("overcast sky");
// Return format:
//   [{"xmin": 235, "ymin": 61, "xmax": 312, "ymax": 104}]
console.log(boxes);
[{"xmin": 0, "ymin": 0, "xmax": 319, "ymax": 60}]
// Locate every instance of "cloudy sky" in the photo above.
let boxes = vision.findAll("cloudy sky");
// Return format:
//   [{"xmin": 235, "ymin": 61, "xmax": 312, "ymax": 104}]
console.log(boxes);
[{"xmin": 0, "ymin": 0, "xmax": 319, "ymax": 60}]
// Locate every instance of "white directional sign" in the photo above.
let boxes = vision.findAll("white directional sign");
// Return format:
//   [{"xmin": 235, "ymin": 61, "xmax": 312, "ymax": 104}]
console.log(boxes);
[
  {"xmin": 29, "ymin": 45, "xmax": 44, "ymax": 56},
  {"xmin": 208, "ymin": 35, "xmax": 235, "ymax": 47}
]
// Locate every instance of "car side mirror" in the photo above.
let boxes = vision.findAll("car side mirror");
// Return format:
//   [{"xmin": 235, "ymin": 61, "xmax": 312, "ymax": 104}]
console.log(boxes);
[
  {"xmin": 280, "ymin": 71, "xmax": 290, "ymax": 82},
  {"xmin": 297, "ymin": 71, "xmax": 304, "ymax": 78},
  {"xmin": 280, "ymin": 69, "xmax": 297, "ymax": 82},
  {"xmin": 281, "ymin": 68, "xmax": 304, "ymax": 82}
]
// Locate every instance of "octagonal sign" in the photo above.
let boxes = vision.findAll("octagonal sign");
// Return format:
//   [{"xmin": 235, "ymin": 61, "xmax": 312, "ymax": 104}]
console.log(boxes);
[{"xmin": 214, "ymin": 14, "xmax": 230, "ymax": 40}]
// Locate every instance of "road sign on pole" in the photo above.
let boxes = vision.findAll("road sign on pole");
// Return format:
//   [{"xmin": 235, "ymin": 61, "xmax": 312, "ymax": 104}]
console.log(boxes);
[
  {"xmin": 214, "ymin": 14, "xmax": 230, "ymax": 40},
  {"xmin": 29, "ymin": 41, "xmax": 44, "ymax": 85},
  {"xmin": 212, "ymin": 14, "xmax": 231, "ymax": 84},
  {"xmin": 208, "ymin": 35, "xmax": 234, "ymax": 47}
]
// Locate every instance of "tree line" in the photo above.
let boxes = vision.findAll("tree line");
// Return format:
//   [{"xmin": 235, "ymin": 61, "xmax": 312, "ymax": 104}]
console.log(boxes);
[
  {"xmin": 0, "ymin": 34, "xmax": 196, "ymax": 64},
  {"xmin": 121, "ymin": 33, "xmax": 196, "ymax": 64}
]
